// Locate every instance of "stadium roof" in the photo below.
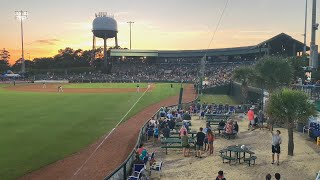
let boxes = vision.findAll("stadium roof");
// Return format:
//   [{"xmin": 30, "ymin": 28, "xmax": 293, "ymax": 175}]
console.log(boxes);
[
  {"xmin": 110, "ymin": 33, "xmax": 306, "ymax": 58},
  {"xmin": 256, "ymin": 33, "xmax": 308, "ymax": 49}
]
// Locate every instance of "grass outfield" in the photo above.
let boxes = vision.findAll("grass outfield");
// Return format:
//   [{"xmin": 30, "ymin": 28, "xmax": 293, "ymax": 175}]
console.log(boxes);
[
  {"xmin": 199, "ymin": 94, "xmax": 237, "ymax": 105},
  {"xmin": 64, "ymin": 83, "xmax": 148, "ymax": 88},
  {"xmin": 0, "ymin": 83, "xmax": 180, "ymax": 179}
]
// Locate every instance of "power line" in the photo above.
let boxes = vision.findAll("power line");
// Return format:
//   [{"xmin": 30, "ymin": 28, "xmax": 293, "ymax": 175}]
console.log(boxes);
[
  {"xmin": 199, "ymin": 0, "xmax": 229, "ymax": 92},
  {"xmin": 206, "ymin": 0, "xmax": 230, "ymax": 51}
]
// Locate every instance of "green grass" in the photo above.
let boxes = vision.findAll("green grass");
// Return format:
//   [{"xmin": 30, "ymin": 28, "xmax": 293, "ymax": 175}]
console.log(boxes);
[
  {"xmin": 0, "ymin": 83, "xmax": 180, "ymax": 179},
  {"xmin": 199, "ymin": 94, "xmax": 237, "ymax": 105},
  {"xmin": 64, "ymin": 83, "xmax": 148, "ymax": 88}
]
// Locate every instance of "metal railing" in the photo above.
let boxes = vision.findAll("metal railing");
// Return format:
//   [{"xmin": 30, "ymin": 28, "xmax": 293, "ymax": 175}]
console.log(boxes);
[
  {"xmin": 104, "ymin": 97, "xmax": 198, "ymax": 180},
  {"xmin": 292, "ymin": 84, "xmax": 320, "ymax": 101}
]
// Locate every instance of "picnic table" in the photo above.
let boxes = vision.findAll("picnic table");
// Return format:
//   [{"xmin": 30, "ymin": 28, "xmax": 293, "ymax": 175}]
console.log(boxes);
[
  {"xmin": 220, "ymin": 145, "xmax": 256, "ymax": 165},
  {"xmin": 205, "ymin": 114, "xmax": 230, "ymax": 121},
  {"xmin": 161, "ymin": 137, "xmax": 195, "ymax": 154},
  {"xmin": 206, "ymin": 119, "xmax": 223, "ymax": 125},
  {"xmin": 170, "ymin": 131, "xmax": 197, "ymax": 137}
]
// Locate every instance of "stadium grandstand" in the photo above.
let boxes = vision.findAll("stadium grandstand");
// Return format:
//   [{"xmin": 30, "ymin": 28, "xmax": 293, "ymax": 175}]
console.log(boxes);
[{"xmin": 1, "ymin": 33, "xmax": 308, "ymax": 88}]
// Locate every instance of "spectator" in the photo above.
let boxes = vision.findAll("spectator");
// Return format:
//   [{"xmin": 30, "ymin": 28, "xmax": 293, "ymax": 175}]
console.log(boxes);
[
  {"xmin": 154, "ymin": 126, "xmax": 159, "ymax": 140},
  {"xmin": 218, "ymin": 120, "xmax": 226, "ymax": 134},
  {"xmin": 137, "ymin": 143, "xmax": 145, "ymax": 155},
  {"xmin": 216, "ymin": 170, "xmax": 226, "ymax": 180},
  {"xmin": 182, "ymin": 111, "xmax": 191, "ymax": 121},
  {"xmin": 179, "ymin": 125, "xmax": 188, "ymax": 137},
  {"xmin": 247, "ymin": 107, "xmax": 255, "ymax": 130},
  {"xmin": 207, "ymin": 129, "xmax": 215, "ymax": 155},
  {"xmin": 181, "ymin": 131, "xmax": 190, "ymax": 157},
  {"xmin": 265, "ymin": 174, "xmax": 272, "ymax": 180},
  {"xmin": 146, "ymin": 125, "xmax": 154, "ymax": 140},
  {"xmin": 167, "ymin": 111, "xmax": 173, "ymax": 120},
  {"xmin": 258, "ymin": 109, "xmax": 265, "ymax": 130},
  {"xmin": 275, "ymin": 173, "xmax": 281, "ymax": 180},
  {"xmin": 162, "ymin": 125, "xmax": 171, "ymax": 138},
  {"xmin": 139, "ymin": 149, "xmax": 148, "ymax": 163},
  {"xmin": 168, "ymin": 119, "xmax": 175, "ymax": 130},
  {"xmin": 195, "ymin": 127, "xmax": 205, "ymax": 158},
  {"xmin": 271, "ymin": 130, "xmax": 282, "ymax": 165},
  {"xmin": 133, "ymin": 152, "xmax": 144, "ymax": 165},
  {"xmin": 233, "ymin": 121, "xmax": 239, "ymax": 133},
  {"xmin": 224, "ymin": 120, "xmax": 233, "ymax": 135},
  {"xmin": 203, "ymin": 123, "xmax": 211, "ymax": 151}
]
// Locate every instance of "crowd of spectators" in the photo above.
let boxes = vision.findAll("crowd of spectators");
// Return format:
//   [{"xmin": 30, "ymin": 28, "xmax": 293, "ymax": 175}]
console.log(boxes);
[{"xmin": 16, "ymin": 61, "xmax": 254, "ymax": 87}]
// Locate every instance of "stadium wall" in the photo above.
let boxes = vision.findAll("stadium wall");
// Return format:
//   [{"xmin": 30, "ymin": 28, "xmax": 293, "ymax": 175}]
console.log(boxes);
[
  {"xmin": 202, "ymin": 82, "xmax": 262, "ymax": 104},
  {"xmin": 230, "ymin": 82, "xmax": 263, "ymax": 103},
  {"xmin": 202, "ymin": 84, "xmax": 231, "ymax": 95}
]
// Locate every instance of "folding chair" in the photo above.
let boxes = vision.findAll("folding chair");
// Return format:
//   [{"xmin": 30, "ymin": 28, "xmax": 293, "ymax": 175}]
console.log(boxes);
[
  {"xmin": 128, "ymin": 165, "xmax": 145, "ymax": 180},
  {"xmin": 150, "ymin": 161, "xmax": 163, "ymax": 178}
]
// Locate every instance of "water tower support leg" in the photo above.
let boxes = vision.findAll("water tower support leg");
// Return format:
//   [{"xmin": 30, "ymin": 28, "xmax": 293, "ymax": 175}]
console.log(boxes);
[{"xmin": 115, "ymin": 34, "xmax": 119, "ymax": 49}]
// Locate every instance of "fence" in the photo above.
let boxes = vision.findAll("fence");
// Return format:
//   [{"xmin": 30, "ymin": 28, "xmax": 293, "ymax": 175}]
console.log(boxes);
[
  {"xmin": 292, "ymin": 85, "xmax": 320, "ymax": 101},
  {"xmin": 104, "ymin": 97, "xmax": 198, "ymax": 180}
]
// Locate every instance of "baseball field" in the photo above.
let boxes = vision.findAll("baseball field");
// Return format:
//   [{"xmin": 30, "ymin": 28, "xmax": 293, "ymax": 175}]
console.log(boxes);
[{"xmin": 0, "ymin": 83, "xmax": 180, "ymax": 179}]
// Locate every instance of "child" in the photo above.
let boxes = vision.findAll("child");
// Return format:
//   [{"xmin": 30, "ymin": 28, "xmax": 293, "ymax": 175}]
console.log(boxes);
[{"xmin": 216, "ymin": 171, "xmax": 226, "ymax": 180}]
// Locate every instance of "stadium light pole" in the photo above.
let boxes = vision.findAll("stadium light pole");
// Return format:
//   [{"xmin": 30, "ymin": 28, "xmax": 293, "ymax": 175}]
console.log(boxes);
[
  {"xmin": 15, "ymin": 10, "xmax": 28, "ymax": 74},
  {"xmin": 303, "ymin": 0, "xmax": 308, "ymax": 55},
  {"xmin": 127, "ymin": 21, "xmax": 134, "ymax": 49}
]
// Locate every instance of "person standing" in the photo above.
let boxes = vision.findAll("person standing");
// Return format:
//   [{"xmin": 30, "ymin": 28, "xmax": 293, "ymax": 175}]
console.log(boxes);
[
  {"xmin": 181, "ymin": 131, "xmax": 190, "ymax": 157},
  {"xmin": 162, "ymin": 125, "xmax": 170, "ymax": 138},
  {"xmin": 207, "ymin": 129, "xmax": 215, "ymax": 155},
  {"xmin": 153, "ymin": 126, "xmax": 159, "ymax": 142},
  {"xmin": 258, "ymin": 109, "xmax": 264, "ymax": 130},
  {"xmin": 136, "ymin": 84, "xmax": 140, "ymax": 92},
  {"xmin": 247, "ymin": 107, "xmax": 255, "ymax": 130},
  {"xmin": 195, "ymin": 127, "xmax": 205, "ymax": 158},
  {"xmin": 271, "ymin": 130, "xmax": 282, "ymax": 165}
]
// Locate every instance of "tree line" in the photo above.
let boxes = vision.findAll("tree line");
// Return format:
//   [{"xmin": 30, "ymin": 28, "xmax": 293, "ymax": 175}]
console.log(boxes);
[{"xmin": 0, "ymin": 47, "xmax": 107, "ymax": 74}]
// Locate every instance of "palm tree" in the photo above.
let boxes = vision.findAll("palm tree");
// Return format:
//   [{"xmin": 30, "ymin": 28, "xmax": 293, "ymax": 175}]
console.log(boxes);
[
  {"xmin": 266, "ymin": 88, "xmax": 316, "ymax": 156},
  {"xmin": 232, "ymin": 66, "xmax": 256, "ymax": 102},
  {"xmin": 255, "ymin": 56, "xmax": 293, "ymax": 92}
]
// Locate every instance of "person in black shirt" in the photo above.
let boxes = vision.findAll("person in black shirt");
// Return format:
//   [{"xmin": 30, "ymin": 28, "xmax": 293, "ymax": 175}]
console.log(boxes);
[
  {"xmin": 162, "ymin": 125, "xmax": 171, "ymax": 138},
  {"xmin": 195, "ymin": 127, "xmax": 205, "ymax": 158},
  {"xmin": 168, "ymin": 119, "xmax": 175, "ymax": 130},
  {"xmin": 233, "ymin": 121, "xmax": 239, "ymax": 134},
  {"xmin": 218, "ymin": 120, "xmax": 226, "ymax": 134}
]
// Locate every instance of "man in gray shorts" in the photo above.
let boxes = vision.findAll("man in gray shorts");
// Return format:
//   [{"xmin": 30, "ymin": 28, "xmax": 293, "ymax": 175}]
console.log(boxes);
[
  {"xmin": 271, "ymin": 130, "xmax": 282, "ymax": 165},
  {"xmin": 195, "ymin": 127, "xmax": 205, "ymax": 158}
]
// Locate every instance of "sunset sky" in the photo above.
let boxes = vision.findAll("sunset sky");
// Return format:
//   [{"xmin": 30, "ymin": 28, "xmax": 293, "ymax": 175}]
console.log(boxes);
[{"xmin": 0, "ymin": 0, "xmax": 318, "ymax": 64}]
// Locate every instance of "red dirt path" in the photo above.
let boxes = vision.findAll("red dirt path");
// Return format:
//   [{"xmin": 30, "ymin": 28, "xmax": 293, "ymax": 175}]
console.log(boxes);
[
  {"xmin": 19, "ymin": 84, "xmax": 196, "ymax": 180},
  {"xmin": 5, "ymin": 84, "xmax": 154, "ymax": 93}
]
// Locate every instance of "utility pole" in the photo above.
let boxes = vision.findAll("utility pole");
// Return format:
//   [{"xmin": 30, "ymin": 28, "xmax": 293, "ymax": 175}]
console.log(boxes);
[
  {"xmin": 127, "ymin": 21, "xmax": 134, "ymax": 49},
  {"xmin": 15, "ymin": 10, "xmax": 28, "ymax": 73},
  {"xmin": 310, "ymin": 0, "xmax": 318, "ymax": 69}
]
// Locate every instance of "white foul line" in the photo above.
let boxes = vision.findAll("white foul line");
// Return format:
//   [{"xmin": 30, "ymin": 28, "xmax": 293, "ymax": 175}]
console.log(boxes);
[{"xmin": 72, "ymin": 86, "xmax": 150, "ymax": 177}]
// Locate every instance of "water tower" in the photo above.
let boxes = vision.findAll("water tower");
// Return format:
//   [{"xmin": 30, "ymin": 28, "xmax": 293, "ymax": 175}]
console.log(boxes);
[{"xmin": 92, "ymin": 12, "xmax": 118, "ymax": 73}]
